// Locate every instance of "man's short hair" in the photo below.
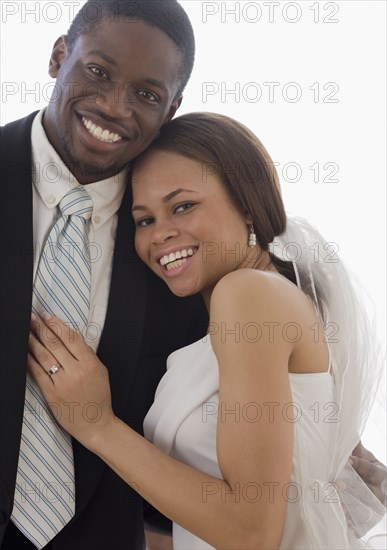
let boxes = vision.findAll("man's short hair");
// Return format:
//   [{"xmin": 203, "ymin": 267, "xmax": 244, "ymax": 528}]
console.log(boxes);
[{"xmin": 66, "ymin": 0, "xmax": 195, "ymax": 95}]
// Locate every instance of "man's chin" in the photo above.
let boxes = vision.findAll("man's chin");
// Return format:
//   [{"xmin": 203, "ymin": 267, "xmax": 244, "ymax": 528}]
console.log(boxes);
[{"xmin": 64, "ymin": 144, "xmax": 127, "ymax": 183}]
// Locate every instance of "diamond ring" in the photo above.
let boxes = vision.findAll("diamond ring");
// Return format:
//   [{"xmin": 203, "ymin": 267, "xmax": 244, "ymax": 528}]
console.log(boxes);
[{"xmin": 49, "ymin": 365, "xmax": 60, "ymax": 375}]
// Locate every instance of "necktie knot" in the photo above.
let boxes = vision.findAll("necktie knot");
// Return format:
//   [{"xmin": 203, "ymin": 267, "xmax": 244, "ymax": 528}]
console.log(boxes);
[{"xmin": 59, "ymin": 187, "xmax": 93, "ymax": 221}]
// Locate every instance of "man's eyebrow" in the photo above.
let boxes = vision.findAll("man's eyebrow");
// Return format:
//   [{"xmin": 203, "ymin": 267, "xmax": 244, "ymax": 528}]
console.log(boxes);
[
  {"xmin": 132, "ymin": 189, "xmax": 197, "ymax": 212},
  {"xmin": 141, "ymin": 77, "xmax": 168, "ymax": 93},
  {"xmin": 86, "ymin": 50, "xmax": 117, "ymax": 66},
  {"xmin": 85, "ymin": 51, "xmax": 168, "ymax": 92}
]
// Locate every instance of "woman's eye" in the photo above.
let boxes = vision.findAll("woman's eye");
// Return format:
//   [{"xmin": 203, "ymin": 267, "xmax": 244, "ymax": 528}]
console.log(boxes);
[
  {"xmin": 137, "ymin": 89, "xmax": 159, "ymax": 103},
  {"xmin": 89, "ymin": 66, "xmax": 109, "ymax": 79},
  {"xmin": 135, "ymin": 217, "xmax": 154, "ymax": 228},
  {"xmin": 174, "ymin": 202, "xmax": 196, "ymax": 214}
]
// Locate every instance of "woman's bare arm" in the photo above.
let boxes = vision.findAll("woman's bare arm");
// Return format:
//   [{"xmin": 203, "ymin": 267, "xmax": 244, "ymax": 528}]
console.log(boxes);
[{"xmin": 28, "ymin": 272, "xmax": 298, "ymax": 549}]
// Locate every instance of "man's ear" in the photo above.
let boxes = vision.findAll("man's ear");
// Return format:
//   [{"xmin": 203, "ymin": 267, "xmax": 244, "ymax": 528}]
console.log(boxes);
[
  {"xmin": 48, "ymin": 35, "xmax": 69, "ymax": 78},
  {"xmin": 164, "ymin": 95, "xmax": 183, "ymax": 123}
]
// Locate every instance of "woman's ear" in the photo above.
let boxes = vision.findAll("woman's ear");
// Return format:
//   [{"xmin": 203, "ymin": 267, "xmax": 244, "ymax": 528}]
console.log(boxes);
[
  {"xmin": 244, "ymin": 213, "xmax": 253, "ymax": 226},
  {"xmin": 48, "ymin": 35, "xmax": 69, "ymax": 78}
]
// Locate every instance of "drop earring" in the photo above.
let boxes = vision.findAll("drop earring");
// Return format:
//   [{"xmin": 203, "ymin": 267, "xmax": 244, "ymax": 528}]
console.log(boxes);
[{"xmin": 248, "ymin": 224, "xmax": 257, "ymax": 248}]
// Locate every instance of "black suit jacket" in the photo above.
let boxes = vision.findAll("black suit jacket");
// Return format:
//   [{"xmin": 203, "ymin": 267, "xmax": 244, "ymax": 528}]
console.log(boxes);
[{"xmin": 0, "ymin": 112, "xmax": 207, "ymax": 549}]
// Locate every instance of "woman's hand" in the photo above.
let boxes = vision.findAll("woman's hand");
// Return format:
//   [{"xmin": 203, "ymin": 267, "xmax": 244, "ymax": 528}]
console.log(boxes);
[{"xmin": 28, "ymin": 313, "xmax": 116, "ymax": 448}]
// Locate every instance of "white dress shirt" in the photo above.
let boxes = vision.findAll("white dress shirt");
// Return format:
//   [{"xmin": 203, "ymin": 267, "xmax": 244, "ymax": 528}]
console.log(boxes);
[{"xmin": 31, "ymin": 109, "xmax": 127, "ymax": 351}]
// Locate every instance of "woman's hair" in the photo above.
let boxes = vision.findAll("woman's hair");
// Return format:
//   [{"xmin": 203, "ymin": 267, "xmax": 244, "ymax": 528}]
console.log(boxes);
[{"xmin": 136, "ymin": 112, "xmax": 295, "ymax": 282}]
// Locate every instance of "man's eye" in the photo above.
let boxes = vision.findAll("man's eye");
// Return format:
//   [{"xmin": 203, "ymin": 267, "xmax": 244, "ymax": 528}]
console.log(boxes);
[
  {"xmin": 174, "ymin": 202, "xmax": 196, "ymax": 213},
  {"xmin": 137, "ymin": 89, "xmax": 159, "ymax": 103},
  {"xmin": 135, "ymin": 217, "xmax": 154, "ymax": 227},
  {"xmin": 89, "ymin": 66, "xmax": 109, "ymax": 79}
]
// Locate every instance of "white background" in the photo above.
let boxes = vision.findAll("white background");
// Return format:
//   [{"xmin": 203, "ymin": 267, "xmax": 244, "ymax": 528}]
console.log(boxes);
[{"xmin": 1, "ymin": 1, "xmax": 385, "ymax": 459}]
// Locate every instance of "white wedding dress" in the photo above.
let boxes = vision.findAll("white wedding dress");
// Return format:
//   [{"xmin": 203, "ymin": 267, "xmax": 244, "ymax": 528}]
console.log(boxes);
[
  {"xmin": 144, "ymin": 218, "xmax": 386, "ymax": 549},
  {"xmin": 145, "ymin": 337, "xmax": 365, "ymax": 549}
]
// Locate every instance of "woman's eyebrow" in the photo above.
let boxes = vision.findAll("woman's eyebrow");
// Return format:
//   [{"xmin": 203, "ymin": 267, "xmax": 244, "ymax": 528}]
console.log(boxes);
[{"xmin": 132, "ymin": 189, "xmax": 198, "ymax": 211}]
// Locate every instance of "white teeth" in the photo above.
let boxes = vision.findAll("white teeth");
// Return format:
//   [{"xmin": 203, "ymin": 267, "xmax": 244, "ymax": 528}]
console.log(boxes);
[
  {"xmin": 166, "ymin": 258, "xmax": 187, "ymax": 271},
  {"xmin": 82, "ymin": 117, "xmax": 123, "ymax": 143},
  {"xmin": 160, "ymin": 248, "xmax": 197, "ymax": 267}
]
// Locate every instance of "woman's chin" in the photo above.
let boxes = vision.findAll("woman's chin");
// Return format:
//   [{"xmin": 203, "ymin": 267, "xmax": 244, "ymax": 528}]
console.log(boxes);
[{"xmin": 165, "ymin": 282, "xmax": 199, "ymax": 299}]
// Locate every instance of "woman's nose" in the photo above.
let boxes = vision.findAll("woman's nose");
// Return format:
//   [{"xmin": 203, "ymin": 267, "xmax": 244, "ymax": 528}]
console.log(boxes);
[{"xmin": 151, "ymin": 221, "xmax": 180, "ymax": 245}]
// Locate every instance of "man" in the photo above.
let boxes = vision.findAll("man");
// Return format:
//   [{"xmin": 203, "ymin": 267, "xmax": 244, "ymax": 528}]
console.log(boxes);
[{"xmin": 0, "ymin": 1, "xmax": 206, "ymax": 548}]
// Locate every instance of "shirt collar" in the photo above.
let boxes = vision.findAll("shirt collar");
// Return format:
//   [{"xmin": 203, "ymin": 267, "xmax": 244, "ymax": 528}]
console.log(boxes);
[{"xmin": 31, "ymin": 109, "xmax": 127, "ymax": 230}]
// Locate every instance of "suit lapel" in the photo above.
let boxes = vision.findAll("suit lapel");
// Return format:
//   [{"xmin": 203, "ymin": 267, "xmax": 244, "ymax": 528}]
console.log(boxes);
[
  {"xmin": 0, "ymin": 112, "xmax": 37, "ymax": 498},
  {"xmin": 100, "ymin": 185, "xmax": 148, "ymax": 414},
  {"xmin": 73, "ymin": 180, "xmax": 148, "ymax": 517}
]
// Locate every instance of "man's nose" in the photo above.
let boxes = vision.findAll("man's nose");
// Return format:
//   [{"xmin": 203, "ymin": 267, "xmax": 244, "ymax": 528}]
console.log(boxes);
[{"xmin": 94, "ymin": 82, "xmax": 136, "ymax": 119}]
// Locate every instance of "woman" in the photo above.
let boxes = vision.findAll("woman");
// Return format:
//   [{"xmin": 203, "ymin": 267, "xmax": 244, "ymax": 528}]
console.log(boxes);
[{"xmin": 28, "ymin": 113, "xmax": 385, "ymax": 549}]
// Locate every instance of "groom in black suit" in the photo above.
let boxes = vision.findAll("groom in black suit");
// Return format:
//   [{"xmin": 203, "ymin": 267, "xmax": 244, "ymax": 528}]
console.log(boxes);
[{"xmin": 0, "ymin": 1, "xmax": 206, "ymax": 548}]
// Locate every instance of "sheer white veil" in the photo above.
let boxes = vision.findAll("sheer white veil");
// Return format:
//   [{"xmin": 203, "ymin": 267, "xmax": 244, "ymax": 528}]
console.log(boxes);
[{"xmin": 270, "ymin": 216, "xmax": 386, "ymax": 546}]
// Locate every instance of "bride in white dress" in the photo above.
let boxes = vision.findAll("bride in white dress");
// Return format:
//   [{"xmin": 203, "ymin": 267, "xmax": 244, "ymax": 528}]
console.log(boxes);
[{"xmin": 28, "ymin": 113, "xmax": 385, "ymax": 549}]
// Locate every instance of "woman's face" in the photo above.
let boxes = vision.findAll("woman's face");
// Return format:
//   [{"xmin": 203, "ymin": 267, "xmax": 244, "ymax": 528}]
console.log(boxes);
[{"xmin": 132, "ymin": 149, "xmax": 255, "ymax": 300}]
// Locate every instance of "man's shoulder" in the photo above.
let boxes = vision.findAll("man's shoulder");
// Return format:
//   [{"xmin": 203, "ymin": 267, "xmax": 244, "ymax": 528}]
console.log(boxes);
[
  {"xmin": 0, "ymin": 111, "xmax": 39, "ymax": 162},
  {"xmin": 1, "ymin": 110, "xmax": 39, "ymax": 135}
]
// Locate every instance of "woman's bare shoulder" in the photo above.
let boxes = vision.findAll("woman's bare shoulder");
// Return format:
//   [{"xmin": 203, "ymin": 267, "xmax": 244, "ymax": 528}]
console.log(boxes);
[{"xmin": 210, "ymin": 268, "xmax": 302, "ymax": 317}]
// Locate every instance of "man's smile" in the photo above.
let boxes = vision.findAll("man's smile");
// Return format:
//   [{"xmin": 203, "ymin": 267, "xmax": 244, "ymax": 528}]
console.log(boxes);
[{"xmin": 82, "ymin": 116, "xmax": 124, "ymax": 143}]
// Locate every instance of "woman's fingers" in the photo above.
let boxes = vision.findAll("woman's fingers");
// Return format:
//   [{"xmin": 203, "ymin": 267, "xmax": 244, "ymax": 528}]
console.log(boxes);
[
  {"xmin": 31, "ymin": 313, "xmax": 93, "ymax": 363},
  {"xmin": 28, "ymin": 333, "xmax": 67, "ymax": 408},
  {"xmin": 29, "ymin": 320, "xmax": 71, "ymax": 375},
  {"xmin": 27, "ymin": 351, "xmax": 66, "ymax": 425},
  {"xmin": 27, "ymin": 348, "xmax": 56, "ymax": 395},
  {"xmin": 28, "ymin": 320, "xmax": 116, "ymax": 446}
]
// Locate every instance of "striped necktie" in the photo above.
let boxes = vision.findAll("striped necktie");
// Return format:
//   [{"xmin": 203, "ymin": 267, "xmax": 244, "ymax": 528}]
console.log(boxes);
[{"xmin": 12, "ymin": 186, "xmax": 93, "ymax": 548}]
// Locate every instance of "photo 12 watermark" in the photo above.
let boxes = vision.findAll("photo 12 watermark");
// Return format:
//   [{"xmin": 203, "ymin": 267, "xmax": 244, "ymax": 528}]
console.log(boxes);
[
  {"xmin": 202, "ymin": 81, "xmax": 340, "ymax": 104},
  {"xmin": 202, "ymin": 479, "xmax": 341, "ymax": 504},
  {"xmin": 202, "ymin": 399, "xmax": 340, "ymax": 424},
  {"xmin": 201, "ymin": 2, "xmax": 340, "ymax": 24}
]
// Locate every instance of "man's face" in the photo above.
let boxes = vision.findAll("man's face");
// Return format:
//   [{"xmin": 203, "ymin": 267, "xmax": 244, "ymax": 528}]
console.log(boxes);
[{"xmin": 44, "ymin": 18, "xmax": 183, "ymax": 184}]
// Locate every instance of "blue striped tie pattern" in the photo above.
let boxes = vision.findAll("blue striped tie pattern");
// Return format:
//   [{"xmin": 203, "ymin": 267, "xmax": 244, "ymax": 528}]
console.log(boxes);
[{"xmin": 12, "ymin": 187, "xmax": 93, "ymax": 548}]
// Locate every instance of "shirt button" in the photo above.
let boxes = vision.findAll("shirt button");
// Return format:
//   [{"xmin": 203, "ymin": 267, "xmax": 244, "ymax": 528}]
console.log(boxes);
[
  {"xmin": 93, "ymin": 215, "xmax": 101, "ymax": 224},
  {"xmin": 46, "ymin": 195, "xmax": 56, "ymax": 204}
]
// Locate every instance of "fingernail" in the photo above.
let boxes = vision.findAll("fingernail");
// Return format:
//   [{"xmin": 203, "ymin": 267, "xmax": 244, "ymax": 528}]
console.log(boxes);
[
  {"xmin": 31, "ymin": 313, "xmax": 37, "ymax": 321},
  {"xmin": 43, "ymin": 312, "xmax": 53, "ymax": 321},
  {"xmin": 348, "ymin": 458, "xmax": 354, "ymax": 466}
]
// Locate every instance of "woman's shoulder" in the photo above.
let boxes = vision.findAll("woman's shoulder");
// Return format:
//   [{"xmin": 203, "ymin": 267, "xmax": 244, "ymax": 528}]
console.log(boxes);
[
  {"xmin": 210, "ymin": 268, "xmax": 301, "ymax": 315},
  {"xmin": 210, "ymin": 269, "xmax": 330, "ymax": 374}
]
